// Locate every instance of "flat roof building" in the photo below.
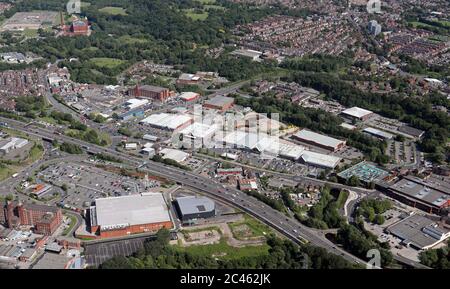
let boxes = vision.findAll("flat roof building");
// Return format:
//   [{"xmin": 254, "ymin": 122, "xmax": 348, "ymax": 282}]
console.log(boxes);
[
  {"xmin": 177, "ymin": 74, "xmax": 200, "ymax": 85},
  {"xmin": 217, "ymin": 167, "xmax": 243, "ymax": 176},
  {"xmin": 124, "ymin": 98, "xmax": 149, "ymax": 110},
  {"xmin": 293, "ymin": 129, "xmax": 346, "ymax": 152},
  {"xmin": 239, "ymin": 178, "xmax": 258, "ymax": 191},
  {"xmin": 0, "ymin": 137, "xmax": 28, "ymax": 154},
  {"xmin": 341, "ymin": 107, "xmax": 374, "ymax": 121},
  {"xmin": 338, "ymin": 161, "xmax": 390, "ymax": 184},
  {"xmin": 386, "ymin": 214, "xmax": 450, "ymax": 250},
  {"xmin": 363, "ymin": 127, "xmax": 394, "ymax": 140},
  {"xmin": 231, "ymin": 49, "xmax": 262, "ymax": 61},
  {"xmin": 179, "ymin": 92, "xmax": 200, "ymax": 102},
  {"xmin": 89, "ymin": 193, "xmax": 173, "ymax": 239},
  {"xmin": 159, "ymin": 148, "xmax": 190, "ymax": 163},
  {"xmin": 174, "ymin": 196, "xmax": 215, "ymax": 223},
  {"xmin": 220, "ymin": 130, "xmax": 305, "ymax": 160},
  {"xmin": 398, "ymin": 125, "xmax": 425, "ymax": 139},
  {"xmin": 179, "ymin": 122, "xmax": 217, "ymax": 148},
  {"xmin": 203, "ymin": 96, "xmax": 234, "ymax": 112},
  {"xmin": 385, "ymin": 176, "xmax": 450, "ymax": 214},
  {"xmin": 300, "ymin": 151, "xmax": 341, "ymax": 169},
  {"xmin": 140, "ymin": 113, "xmax": 192, "ymax": 131}
]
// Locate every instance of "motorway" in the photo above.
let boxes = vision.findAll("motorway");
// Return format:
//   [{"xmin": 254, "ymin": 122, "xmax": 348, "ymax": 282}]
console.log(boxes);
[
  {"xmin": 0, "ymin": 116, "xmax": 369, "ymax": 266},
  {"xmin": 3, "ymin": 116, "xmax": 431, "ymax": 268}
]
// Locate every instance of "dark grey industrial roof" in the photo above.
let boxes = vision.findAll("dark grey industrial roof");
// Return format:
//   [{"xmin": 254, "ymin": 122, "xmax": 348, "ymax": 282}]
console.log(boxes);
[
  {"xmin": 176, "ymin": 196, "xmax": 215, "ymax": 215},
  {"xmin": 387, "ymin": 214, "xmax": 449, "ymax": 249},
  {"xmin": 204, "ymin": 95, "xmax": 234, "ymax": 107},
  {"xmin": 398, "ymin": 125, "xmax": 425, "ymax": 138}
]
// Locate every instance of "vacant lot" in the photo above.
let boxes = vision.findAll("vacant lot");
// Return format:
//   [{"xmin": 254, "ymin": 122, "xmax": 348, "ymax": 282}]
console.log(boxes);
[
  {"xmin": 175, "ymin": 236, "xmax": 269, "ymax": 260},
  {"xmin": 229, "ymin": 215, "xmax": 270, "ymax": 240},
  {"xmin": 175, "ymin": 218, "xmax": 270, "ymax": 260}
]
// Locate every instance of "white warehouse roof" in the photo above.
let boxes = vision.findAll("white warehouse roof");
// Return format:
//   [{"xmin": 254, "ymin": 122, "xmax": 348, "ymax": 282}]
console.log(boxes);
[
  {"xmin": 160, "ymin": 148, "xmax": 190, "ymax": 163},
  {"xmin": 294, "ymin": 129, "xmax": 345, "ymax": 149},
  {"xmin": 180, "ymin": 122, "xmax": 217, "ymax": 139},
  {"xmin": 342, "ymin": 107, "xmax": 373, "ymax": 119},
  {"xmin": 301, "ymin": 151, "xmax": 341, "ymax": 169},
  {"xmin": 125, "ymin": 98, "xmax": 149, "ymax": 110},
  {"xmin": 140, "ymin": 113, "xmax": 192, "ymax": 130},
  {"xmin": 220, "ymin": 131, "xmax": 304, "ymax": 159},
  {"xmin": 93, "ymin": 193, "xmax": 171, "ymax": 228}
]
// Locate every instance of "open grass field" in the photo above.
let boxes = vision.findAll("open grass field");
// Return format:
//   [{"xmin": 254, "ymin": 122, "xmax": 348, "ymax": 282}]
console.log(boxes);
[
  {"xmin": 184, "ymin": 9, "xmax": 209, "ymax": 21},
  {"xmin": 229, "ymin": 215, "xmax": 271, "ymax": 240},
  {"xmin": 99, "ymin": 6, "xmax": 127, "ymax": 16},
  {"xmin": 409, "ymin": 21, "xmax": 436, "ymax": 29},
  {"xmin": 174, "ymin": 237, "xmax": 270, "ymax": 260},
  {"xmin": 89, "ymin": 57, "xmax": 126, "ymax": 69}
]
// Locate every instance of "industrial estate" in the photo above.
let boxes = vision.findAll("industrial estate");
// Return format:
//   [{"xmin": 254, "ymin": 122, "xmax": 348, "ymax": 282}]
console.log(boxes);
[{"xmin": 0, "ymin": 0, "xmax": 448, "ymax": 273}]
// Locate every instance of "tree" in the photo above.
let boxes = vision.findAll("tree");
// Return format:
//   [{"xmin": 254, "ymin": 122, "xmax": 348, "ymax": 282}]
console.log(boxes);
[
  {"xmin": 374, "ymin": 214, "xmax": 385, "ymax": 225},
  {"xmin": 347, "ymin": 175, "xmax": 360, "ymax": 187}
]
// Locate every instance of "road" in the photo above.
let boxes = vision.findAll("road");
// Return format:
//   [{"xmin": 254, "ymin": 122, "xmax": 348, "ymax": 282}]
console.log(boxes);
[
  {"xmin": 194, "ymin": 152, "xmax": 374, "ymax": 195},
  {"xmin": 0, "ymin": 116, "xmax": 369, "ymax": 266},
  {"xmin": 3, "ymin": 116, "xmax": 430, "ymax": 268},
  {"xmin": 63, "ymin": 210, "xmax": 83, "ymax": 237}
]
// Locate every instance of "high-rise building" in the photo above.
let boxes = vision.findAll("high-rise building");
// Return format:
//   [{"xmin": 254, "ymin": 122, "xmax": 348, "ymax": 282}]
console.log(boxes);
[{"xmin": 368, "ymin": 20, "xmax": 382, "ymax": 36}]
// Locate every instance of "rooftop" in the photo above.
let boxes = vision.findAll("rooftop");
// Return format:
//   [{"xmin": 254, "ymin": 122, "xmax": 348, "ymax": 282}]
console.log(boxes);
[
  {"xmin": 32, "ymin": 253, "xmax": 73, "ymax": 269},
  {"xmin": 140, "ymin": 113, "xmax": 192, "ymax": 130},
  {"xmin": 338, "ymin": 161, "xmax": 389, "ymax": 183},
  {"xmin": 139, "ymin": 85, "xmax": 168, "ymax": 92},
  {"xmin": 294, "ymin": 129, "xmax": 345, "ymax": 149},
  {"xmin": 178, "ymin": 92, "xmax": 200, "ymax": 100},
  {"xmin": 231, "ymin": 49, "xmax": 263, "ymax": 58},
  {"xmin": 176, "ymin": 196, "xmax": 215, "ymax": 216},
  {"xmin": 126, "ymin": 98, "xmax": 148, "ymax": 106},
  {"xmin": 160, "ymin": 148, "xmax": 190, "ymax": 163},
  {"xmin": 389, "ymin": 176, "xmax": 450, "ymax": 209},
  {"xmin": 93, "ymin": 193, "xmax": 171, "ymax": 228},
  {"xmin": 300, "ymin": 151, "xmax": 341, "ymax": 169},
  {"xmin": 387, "ymin": 214, "xmax": 450, "ymax": 250},
  {"xmin": 363, "ymin": 127, "xmax": 394, "ymax": 139},
  {"xmin": 204, "ymin": 95, "xmax": 234, "ymax": 108},
  {"xmin": 398, "ymin": 125, "xmax": 425, "ymax": 138},
  {"xmin": 180, "ymin": 122, "xmax": 217, "ymax": 139},
  {"xmin": 342, "ymin": 107, "xmax": 373, "ymax": 119}
]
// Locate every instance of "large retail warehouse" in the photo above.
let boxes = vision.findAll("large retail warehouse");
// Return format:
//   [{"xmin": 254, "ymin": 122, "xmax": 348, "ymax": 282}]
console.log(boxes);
[{"xmin": 88, "ymin": 193, "xmax": 173, "ymax": 238}]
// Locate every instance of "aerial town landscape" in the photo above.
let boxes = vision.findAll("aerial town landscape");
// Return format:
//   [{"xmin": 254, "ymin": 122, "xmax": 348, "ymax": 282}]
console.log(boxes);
[{"xmin": 0, "ymin": 0, "xmax": 448, "ymax": 276}]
